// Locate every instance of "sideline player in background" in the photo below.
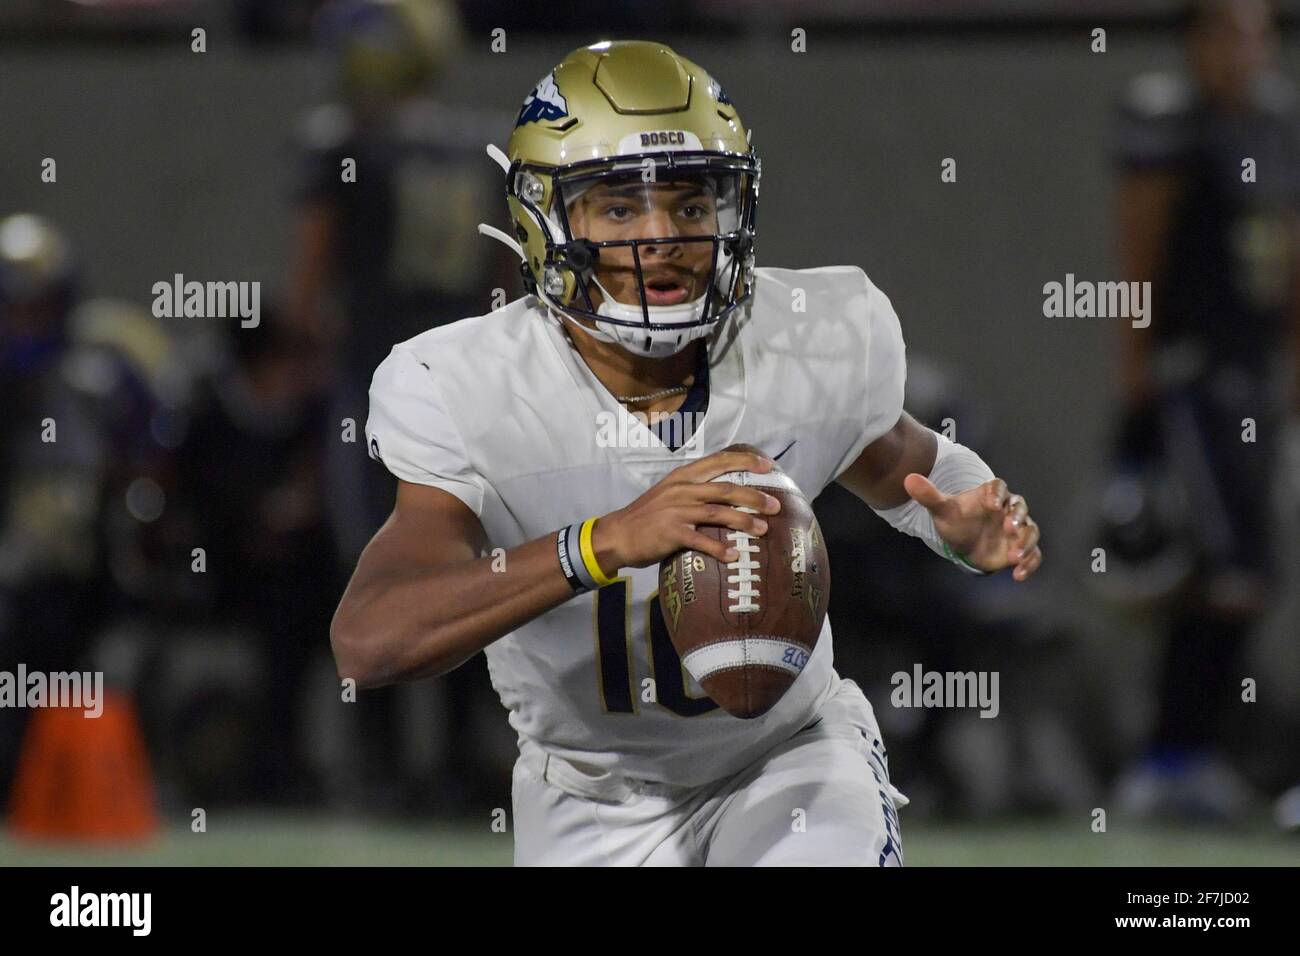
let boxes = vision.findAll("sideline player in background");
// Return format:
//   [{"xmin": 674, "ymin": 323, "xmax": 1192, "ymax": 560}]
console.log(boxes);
[
  {"xmin": 1111, "ymin": 0, "xmax": 1300, "ymax": 821},
  {"xmin": 289, "ymin": 0, "xmax": 514, "ymax": 813}
]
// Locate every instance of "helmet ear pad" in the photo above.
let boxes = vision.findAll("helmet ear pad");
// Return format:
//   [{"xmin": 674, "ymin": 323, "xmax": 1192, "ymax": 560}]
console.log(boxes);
[{"xmin": 539, "ymin": 240, "xmax": 600, "ymax": 310}]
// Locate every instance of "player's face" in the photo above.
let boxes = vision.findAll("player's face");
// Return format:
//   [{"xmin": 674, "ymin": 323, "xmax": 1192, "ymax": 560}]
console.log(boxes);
[{"xmin": 565, "ymin": 178, "xmax": 719, "ymax": 309}]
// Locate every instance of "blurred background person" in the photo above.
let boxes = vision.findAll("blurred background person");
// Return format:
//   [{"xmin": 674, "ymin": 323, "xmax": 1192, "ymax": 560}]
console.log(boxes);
[
  {"xmin": 288, "ymin": 0, "xmax": 508, "ymax": 561},
  {"xmin": 286, "ymin": 0, "xmax": 515, "ymax": 815},
  {"xmin": 1108, "ymin": 0, "xmax": 1300, "ymax": 821},
  {"xmin": 165, "ymin": 308, "xmax": 337, "ymax": 806},
  {"xmin": 0, "ymin": 213, "xmax": 172, "ymax": 810}
]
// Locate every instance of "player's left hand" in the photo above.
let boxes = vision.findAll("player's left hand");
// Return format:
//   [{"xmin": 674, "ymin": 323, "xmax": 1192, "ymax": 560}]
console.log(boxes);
[{"xmin": 903, "ymin": 474, "xmax": 1042, "ymax": 581}]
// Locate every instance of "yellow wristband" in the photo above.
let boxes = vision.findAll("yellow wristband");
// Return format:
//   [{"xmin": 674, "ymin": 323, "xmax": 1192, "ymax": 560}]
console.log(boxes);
[{"xmin": 578, "ymin": 517, "xmax": 617, "ymax": 587}]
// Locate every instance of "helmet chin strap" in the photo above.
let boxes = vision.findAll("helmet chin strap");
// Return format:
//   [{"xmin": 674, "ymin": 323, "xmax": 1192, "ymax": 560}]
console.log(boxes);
[
  {"xmin": 588, "ymin": 273, "xmax": 706, "ymax": 325},
  {"xmin": 587, "ymin": 273, "xmax": 711, "ymax": 358}
]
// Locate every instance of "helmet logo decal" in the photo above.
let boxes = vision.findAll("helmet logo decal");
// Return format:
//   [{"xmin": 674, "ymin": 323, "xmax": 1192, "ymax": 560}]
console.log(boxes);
[{"xmin": 516, "ymin": 72, "xmax": 569, "ymax": 127}]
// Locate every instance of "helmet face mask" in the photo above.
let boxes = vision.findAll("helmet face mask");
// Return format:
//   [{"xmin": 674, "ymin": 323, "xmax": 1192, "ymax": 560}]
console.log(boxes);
[
  {"xmin": 497, "ymin": 41, "xmax": 760, "ymax": 358},
  {"xmin": 517, "ymin": 154, "xmax": 757, "ymax": 350}
]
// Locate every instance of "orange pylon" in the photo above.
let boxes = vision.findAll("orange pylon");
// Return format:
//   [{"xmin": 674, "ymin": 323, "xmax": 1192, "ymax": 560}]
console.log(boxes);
[{"xmin": 8, "ymin": 690, "xmax": 158, "ymax": 842}]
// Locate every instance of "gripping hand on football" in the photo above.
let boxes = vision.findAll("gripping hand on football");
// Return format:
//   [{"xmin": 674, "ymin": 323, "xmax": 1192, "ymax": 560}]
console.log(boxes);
[
  {"xmin": 904, "ymin": 474, "xmax": 1042, "ymax": 581},
  {"xmin": 593, "ymin": 450, "xmax": 782, "ymax": 571}
]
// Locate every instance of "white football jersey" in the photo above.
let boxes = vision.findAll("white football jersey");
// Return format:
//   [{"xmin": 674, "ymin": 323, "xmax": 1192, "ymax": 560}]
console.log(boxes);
[{"xmin": 365, "ymin": 265, "xmax": 907, "ymax": 786}]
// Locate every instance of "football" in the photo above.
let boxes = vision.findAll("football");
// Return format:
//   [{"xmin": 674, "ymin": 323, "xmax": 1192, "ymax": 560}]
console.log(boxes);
[{"xmin": 657, "ymin": 447, "xmax": 830, "ymax": 718}]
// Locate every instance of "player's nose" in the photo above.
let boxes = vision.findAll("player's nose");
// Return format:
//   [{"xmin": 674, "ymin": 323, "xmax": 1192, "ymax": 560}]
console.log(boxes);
[{"xmin": 637, "ymin": 207, "xmax": 681, "ymax": 242}]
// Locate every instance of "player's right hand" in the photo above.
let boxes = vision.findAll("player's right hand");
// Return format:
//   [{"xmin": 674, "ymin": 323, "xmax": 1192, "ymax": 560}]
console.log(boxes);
[{"xmin": 592, "ymin": 450, "xmax": 782, "ymax": 570}]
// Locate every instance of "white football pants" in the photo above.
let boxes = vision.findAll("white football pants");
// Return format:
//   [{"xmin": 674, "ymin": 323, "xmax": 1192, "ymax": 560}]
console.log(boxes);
[{"xmin": 511, "ymin": 677, "xmax": 908, "ymax": 866}]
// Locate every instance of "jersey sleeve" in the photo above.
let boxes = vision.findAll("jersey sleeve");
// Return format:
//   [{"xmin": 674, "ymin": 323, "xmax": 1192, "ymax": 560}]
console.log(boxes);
[
  {"xmin": 366, "ymin": 346, "xmax": 486, "ymax": 516},
  {"xmin": 830, "ymin": 269, "xmax": 907, "ymax": 481}
]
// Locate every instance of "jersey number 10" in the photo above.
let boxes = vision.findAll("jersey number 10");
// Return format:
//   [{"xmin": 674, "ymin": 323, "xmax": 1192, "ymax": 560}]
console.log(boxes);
[{"xmin": 594, "ymin": 578, "xmax": 718, "ymax": 717}]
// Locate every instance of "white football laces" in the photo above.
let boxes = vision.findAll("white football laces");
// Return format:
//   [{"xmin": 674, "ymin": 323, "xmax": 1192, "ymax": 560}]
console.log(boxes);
[{"xmin": 725, "ymin": 505, "xmax": 761, "ymax": 614}]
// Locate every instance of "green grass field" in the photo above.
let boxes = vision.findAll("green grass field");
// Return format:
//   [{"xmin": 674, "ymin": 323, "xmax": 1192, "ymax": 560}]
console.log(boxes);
[{"xmin": 3, "ymin": 815, "xmax": 1297, "ymax": 866}]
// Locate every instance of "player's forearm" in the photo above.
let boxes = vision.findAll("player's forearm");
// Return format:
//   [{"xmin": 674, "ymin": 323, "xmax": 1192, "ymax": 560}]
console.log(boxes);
[
  {"xmin": 836, "ymin": 412, "xmax": 937, "ymax": 510},
  {"xmin": 331, "ymin": 534, "xmax": 576, "ymax": 687}
]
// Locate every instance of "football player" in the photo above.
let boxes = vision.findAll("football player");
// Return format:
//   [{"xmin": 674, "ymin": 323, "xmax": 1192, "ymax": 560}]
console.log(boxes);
[
  {"xmin": 332, "ymin": 41, "xmax": 1042, "ymax": 865},
  {"xmin": 1110, "ymin": 0, "xmax": 1300, "ymax": 821},
  {"xmin": 291, "ymin": 0, "xmax": 514, "ymax": 812}
]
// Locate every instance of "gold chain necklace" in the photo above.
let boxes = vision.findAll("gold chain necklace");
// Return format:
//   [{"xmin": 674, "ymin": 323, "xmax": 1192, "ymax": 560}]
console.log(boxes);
[{"xmin": 616, "ymin": 385, "xmax": 691, "ymax": 405}]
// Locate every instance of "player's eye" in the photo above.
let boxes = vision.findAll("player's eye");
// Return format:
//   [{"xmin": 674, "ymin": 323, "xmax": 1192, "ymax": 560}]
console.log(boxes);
[{"xmin": 602, "ymin": 203, "xmax": 637, "ymax": 221}]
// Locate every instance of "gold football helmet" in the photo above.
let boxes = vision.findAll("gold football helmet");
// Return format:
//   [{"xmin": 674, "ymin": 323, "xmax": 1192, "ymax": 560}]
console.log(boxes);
[{"xmin": 481, "ymin": 41, "xmax": 760, "ymax": 357}]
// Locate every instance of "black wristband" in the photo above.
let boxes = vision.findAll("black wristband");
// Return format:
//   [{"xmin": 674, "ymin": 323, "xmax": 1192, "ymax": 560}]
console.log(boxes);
[{"xmin": 556, "ymin": 524, "xmax": 593, "ymax": 593}]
